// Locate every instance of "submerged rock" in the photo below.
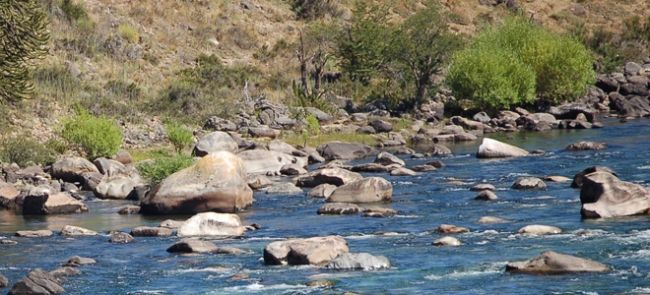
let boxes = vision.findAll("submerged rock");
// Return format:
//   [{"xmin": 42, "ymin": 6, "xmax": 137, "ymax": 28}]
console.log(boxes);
[
  {"xmin": 327, "ymin": 177, "xmax": 393, "ymax": 203},
  {"xmin": 64, "ymin": 256, "xmax": 96, "ymax": 267},
  {"xmin": 15, "ymin": 230, "xmax": 53, "ymax": 238},
  {"xmin": 317, "ymin": 203, "xmax": 361, "ymax": 215},
  {"xmin": 566, "ymin": 141, "xmax": 607, "ymax": 151},
  {"xmin": 512, "ymin": 177, "xmax": 547, "ymax": 190},
  {"xmin": 60, "ymin": 225, "xmax": 97, "ymax": 236},
  {"xmin": 544, "ymin": 176, "xmax": 571, "ymax": 183},
  {"xmin": 580, "ymin": 171, "xmax": 650, "ymax": 218},
  {"xmin": 505, "ymin": 251, "xmax": 609, "ymax": 274},
  {"xmin": 177, "ymin": 212, "xmax": 245, "ymax": 237},
  {"xmin": 475, "ymin": 190, "xmax": 498, "ymax": 201},
  {"xmin": 518, "ymin": 225, "xmax": 562, "ymax": 235},
  {"xmin": 117, "ymin": 205, "xmax": 140, "ymax": 215},
  {"xmin": 49, "ymin": 267, "xmax": 80, "ymax": 279},
  {"xmin": 109, "ymin": 232, "xmax": 134, "ymax": 244},
  {"xmin": 361, "ymin": 207, "xmax": 397, "ymax": 218},
  {"xmin": 433, "ymin": 236, "xmax": 461, "ymax": 246},
  {"xmin": 436, "ymin": 224, "xmax": 469, "ymax": 234},
  {"xmin": 477, "ymin": 216, "xmax": 508, "ymax": 224},
  {"xmin": 8, "ymin": 268, "xmax": 64, "ymax": 295},
  {"xmin": 263, "ymin": 236, "xmax": 349, "ymax": 266},
  {"xmin": 477, "ymin": 138, "xmax": 529, "ymax": 158},
  {"xmin": 167, "ymin": 239, "xmax": 218, "ymax": 253},
  {"xmin": 140, "ymin": 152, "xmax": 253, "ymax": 215},
  {"xmin": 130, "ymin": 226, "xmax": 173, "ymax": 237},
  {"xmin": 326, "ymin": 253, "xmax": 391, "ymax": 270}
]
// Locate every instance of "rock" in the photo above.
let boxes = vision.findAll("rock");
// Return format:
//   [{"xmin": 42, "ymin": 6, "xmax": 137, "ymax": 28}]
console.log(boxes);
[
  {"xmin": 425, "ymin": 160, "xmax": 445, "ymax": 168},
  {"xmin": 302, "ymin": 147, "xmax": 326, "ymax": 164},
  {"xmin": 308, "ymin": 184, "xmax": 337, "ymax": 198},
  {"xmin": 203, "ymin": 116, "xmax": 237, "ymax": 132},
  {"xmin": 351, "ymin": 163, "xmax": 397, "ymax": 173},
  {"xmin": 22, "ymin": 191, "xmax": 88, "ymax": 215},
  {"xmin": 64, "ymin": 256, "xmax": 96, "ymax": 267},
  {"xmin": 265, "ymin": 182, "xmax": 303, "ymax": 195},
  {"xmin": 93, "ymin": 158, "xmax": 129, "ymax": 177},
  {"xmin": 625, "ymin": 62, "xmax": 643, "ymax": 76},
  {"xmin": 512, "ymin": 177, "xmax": 547, "ymax": 190},
  {"xmin": 8, "ymin": 269, "xmax": 64, "ymax": 295},
  {"xmin": 505, "ymin": 251, "xmax": 609, "ymax": 274},
  {"xmin": 427, "ymin": 144, "xmax": 452, "ymax": 156},
  {"xmin": 238, "ymin": 149, "xmax": 307, "ymax": 175},
  {"xmin": 326, "ymin": 253, "xmax": 390, "ymax": 270},
  {"xmin": 0, "ymin": 183, "xmax": 20, "ymax": 209},
  {"xmin": 192, "ymin": 131, "xmax": 237, "ymax": 156},
  {"xmin": 248, "ymin": 126, "xmax": 279, "ymax": 138},
  {"xmin": 477, "ymin": 216, "xmax": 507, "ymax": 224},
  {"xmin": 117, "ymin": 205, "xmax": 140, "ymax": 215},
  {"xmin": 0, "ymin": 274, "xmax": 7, "ymax": 288},
  {"xmin": 609, "ymin": 93, "xmax": 650, "ymax": 117},
  {"xmin": 411, "ymin": 165, "xmax": 436, "ymax": 172},
  {"xmin": 356, "ymin": 126, "xmax": 376, "ymax": 134},
  {"xmin": 130, "ymin": 226, "xmax": 173, "ymax": 237},
  {"xmin": 451, "ymin": 116, "xmax": 486, "ymax": 131},
  {"xmin": 49, "ymin": 267, "xmax": 80, "ymax": 278},
  {"xmin": 544, "ymin": 176, "xmax": 571, "ymax": 183},
  {"xmin": 50, "ymin": 157, "xmax": 100, "ymax": 183},
  {"xmin": 60, "ymin": 225, "xmax": 97, "ymax": 236},
  {"xmin": 247, "ymin": 175, "xmax": 273, "ymax": 190},
  {"xmin": 518, "ymin": 224, "xmax": 562, "ymax": 235},
  {"xmin": 516, "ymin": 113, "xmax": 558, "ymax": 131},
  {"xmin": 263, "ymin": 236, "xmax": 349, "ymax": 265},
  {"xmin": 470, "ymin": 183, "xmax": 495, "ymax": 191},
  {"xmin": 94, "ymin": 176, "xmax": 138, "ymax": 200},
  {"xmin": 15, "ymin": 230, "xmax": 53, "ymax": 238},
  {"xmin": 177, "ymin": 212, "xmax": 245, "ymax": 237},
  {"xmin": 571, "ymin": 166, "xmax": 617, "ymax": 188},
  {"xmin": 167, "ymin": 239, "xmax": 218, "ymax": 253},
  {"xmin": 317, "ymin": 142, "xmax": 373, "ymax": 161},
  {"xmin": 475, "ymin": 190, "xmax": 498, "ymax": 201},
  {"xmin": 109, "ymin": 232, "xmax": 134, "ymax": 244},
  {"xmin": 473, "ymin": 112, "xmax": 491, "ymax": 123},
  {"xmin": 327, "ymin": 177, "xmax": 392, "ymax": 203},
  {"xmin": 433, "ymin": 236, "xmax": 461, "ymax": 246},
  {"xmin": 317, "ymin": 203, "xmax": 361, "ymax": 215},
  {"xmin": 580, "ymin": 171, "xmax": 650, "ymax": 218},
  {"xmin": 374, "ymin": 152, "xmax": 405, "ymax": 166},
  {"xmin": 566, "ymin": 141, "xmax": 607, "ymax": 151},
  {"xmin": 280, "ymin": 164, "xmax": 307, "ymax": 176},
  {"xmin": 295, "ymin": 168, "xmax": 363, "ymax": 187},
  {"xmin": 390, "ymin": 167, "xmax": 417, "ymax": 176},
  {"xmin": 477, "ymin": 138, "xmax": 528, "ymax": 158},
  {"xmin": 140, "ymin": 152, "xmax": 253, "ymax": 215},
  {"xmin": 436, "ymin": 224, "xmax": 469, "ymax": 234},
  {"xmin": 361, "ymin": 207, "xmax": 397, "ymax": 217},
  {"xmin": 0, "ymin": 239, "xmax": 18, "ymax": 245},
  {"xmin": 112, "ymin": 150, "xmax": 133, "ymax": 165},
  {"xmin": 160, "ymin": 219, "xmax": 184, "ymax": 229},
  {"xmin": 305, "ymin": 280, "xmax": 335, "ymax": 288},
  {"xmin": 370, "ymin": 119, "xmax": 393, "ymax": 133},
  {"xmin": 268, "ymin": 140, "xmax": 306, "ymax": 157}
]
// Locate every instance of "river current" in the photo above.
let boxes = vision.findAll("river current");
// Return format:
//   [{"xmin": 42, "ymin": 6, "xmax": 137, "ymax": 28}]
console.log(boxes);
[{"xmin": 1, "ymin": 119, "xmax": 650, "ymax": 294}]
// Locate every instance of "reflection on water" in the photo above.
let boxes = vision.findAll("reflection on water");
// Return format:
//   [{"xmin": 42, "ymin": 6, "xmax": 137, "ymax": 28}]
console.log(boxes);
[{"xmin": 1, "ymin": 118, "xmax": 650, "ymax": 294}]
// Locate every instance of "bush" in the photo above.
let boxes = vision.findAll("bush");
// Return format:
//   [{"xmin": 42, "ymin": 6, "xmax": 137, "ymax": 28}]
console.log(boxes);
[
  {"xmin": 449, "ymin": 17, "xmax": 595, "ymax": 107},
  {"xmin": 448, "ymin": 47, "xmax": 536, "ymax": 110},
  {"xmin": 118, "ymin": 23, "xmax": 139, "ymax": 43},
  {"xmin": 165, "ymin": 122, "xmax": 193, "ymax": 153},
  {"xmin": 61, "ymin": 109, "xmax": 123, "ymax": 159},
  {"xmin": 0, "ymin": 137, "xmax": 57, "ymax": 167},
  {"xmin": 137, "ymin": 154, "xmax": 194, "ymax": 184},
  {"xmin": 291, "ymin": 0, "xmax": 340, "ymax": 20},
  {"xmin": 60, "ymin": 0, "xmax": 88, "ymax": 23}
]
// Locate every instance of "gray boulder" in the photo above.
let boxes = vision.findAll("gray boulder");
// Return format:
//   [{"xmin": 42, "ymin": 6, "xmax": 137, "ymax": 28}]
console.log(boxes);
[
  {"xmin": 326, "ymin": 253, "xmax": 390, "ymax": 270},
  {"xmin": 506, "ymin": 251, "xmax": 609, "ymax": 274},
  {"xmin": 477, "ymin": 138, "xmax": 528, "ymax": 158},
  {"xmin": 130, "ymin": 226, "xmax": 173, "ymax": 237},
  {"xmin": 317, "ymin": 142, "xmax": 373, "ymax": 161},
  {"xmin": 374, "ymin": 152, "xmax": 405, "ymax": 166},
  {"xmin": 167, "ymin": 239, "xmax": 218, "ymax": 253},
  {"xmin": 512, "ymin": 177, "xmax": 547, "ymax": 190},
  {"xmin": 50, "ymin": 157, "xmax": 99, "ymax": 183},
  {"xmin": 295, "ymin": 168, "xmax": 362, "ymax": 188},
  {"xmin": 109, "ymin": 232, "xmax": 133, "ymax": 244},
  {"xmin": 327, "ymin": 177, "xmax": 392, "ymax": 203},
  {"xmin": 238, "ymin": 149, "xmax": 307, "ymax": 175},
  {"xmin": 580, "ymin": 171, "xmax": 650, "ymax": 218},
  {"xmin": 192, "ymin": 131, "xmax": 237, "ymax": 156},
  {"xmin": 308, "ymin": 184, "xmax": 337, "ymax": 198},
  {"xmin": 566, "ymin": 141, "xmax": 607, "ymax": 151},
  {"xmin": 177, "ymin": 212, "xmax": 245, "ymax": 237},
  {"xmin": 60, "ymin": 225, "xmax": 97, "ymax": 236},
  {"xmin": 571, "ymin": 166, "xmax": 617, "ymax": 188},
  {"xmin": 8, "ymin": 269, "xmax": 64, "ymax": 295},
  {"xmin": 22, "ymin": 190, "xmax": 88, "ymax": 215},
  {"xmin": 263, "ymin": 236, "xmax": 349, "ymax": 265}
]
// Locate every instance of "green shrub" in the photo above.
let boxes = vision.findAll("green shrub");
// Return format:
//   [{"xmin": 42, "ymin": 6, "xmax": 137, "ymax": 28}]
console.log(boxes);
[
  {"xmin": 300, "ymin": 114, "xmax": 321, "ymax": 146},
  {"xmin": 61, "ymin": 109, "xmax": 123, "ymax": 159},
  {"xmin": 137, "ymin": 154, "xmax": 194, "ymax": 184},
  {"xmin": 118, "ymin": 23, "xmax": 139, "ymax": 43},
  {"xmin": 0, "ymin": 137, "xmax": 57, "ymax": 167},
  {"xmin": 60, "ymin": 0, "xmax": 88, "ymax": 23},
  {"xmin": 449, "ymin": 17, "xmax": 595, "ymax": 107},
  {"xmin": 448, "ymin": 46, "xmax": 536, "ymax": 110},
  {"xmin": 291, "ymin": 0, "xmax": 340, "ymax": 20},
  {"xmin": 165, "ymin": 122, "xmax": 193, "ymax": 153}
]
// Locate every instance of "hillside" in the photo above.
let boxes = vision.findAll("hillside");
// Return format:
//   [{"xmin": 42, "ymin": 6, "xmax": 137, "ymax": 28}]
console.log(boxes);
[{"xmin": 3, "ymin": 0, "xmax": 650, "ymax": 142}]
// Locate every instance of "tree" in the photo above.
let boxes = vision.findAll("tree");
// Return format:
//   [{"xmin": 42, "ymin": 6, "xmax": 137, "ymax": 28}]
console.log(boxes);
[
  {"xmin": 389, "ymin": 4, "xmax": 463, "ymax": 108},
  {"xmin": 294, "ymin": 21, "xmax": 337, "ymax": 104},
  {"xmin": 0, "ymin": 0, "xmax": 49, "ymax": 102}
]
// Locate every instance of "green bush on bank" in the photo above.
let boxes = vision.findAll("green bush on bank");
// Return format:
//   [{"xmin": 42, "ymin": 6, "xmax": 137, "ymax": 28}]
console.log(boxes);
[
  {"xmin": 448, "ymin": 17, "xmax": 595, "ymax": 109},
  {"xmin": 0, "ymin": 137, "xmax": 58, "ymax": 167},
  {"xmin": 61, "ymin": 109, "xmax": 123, "ymax": 159},
  {"xmin": 137, "ymin": 153, "xmax": 194, "ymax": 184},
  {"xmin": 165, "ymin": 122, "xmax": 193, "ymax": 154}
]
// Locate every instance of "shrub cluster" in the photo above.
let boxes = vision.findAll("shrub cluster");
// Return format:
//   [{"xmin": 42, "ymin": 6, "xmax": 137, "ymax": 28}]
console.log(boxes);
[
  {"xmin": 137, "ymin": 153, "xmax": 193, "ymax": 184},
  {"xmin": 165, "ymin": 122, "xmax": 193, "ymax": 154},
  {"xmin": 448, "ymin": 17, "xmax": 595, "ymax": 110},
  {"xmin": 0, "ymin": 137, "xmax": 57, "ymax": 167},
  {"xmin": 61, "ymin": 109, "xmax": 123, "ymax": 159}
]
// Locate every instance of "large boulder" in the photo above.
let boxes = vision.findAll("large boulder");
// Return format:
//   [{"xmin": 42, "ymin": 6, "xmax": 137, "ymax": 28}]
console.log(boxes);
[
  {"xmin": 0, "ymin": 182, "xmax": 20, "ymax": 210},
  {"xmin": 295, "ymin": 168, "xmax": 362, "ymax": 188},
  {"xmin": 177, "ymin": 212, "xmax": 245, "ymax": 237},
  {"xmin": 317, "ymin": 142, "xmax": 373, "ymax": 161},
  {"xmin": 22, "ymin": 190, "xmax": 88, "ymax": 215},
  {"xmin": 580, "ymin": 171, "xmax": 650, "ymax": 218},
  {"xmin": 192, "ymin": 131, "xmax": 238, "ymax": 156},
  {"xmin": 140, "ymin": 152, "xmax": 253, "ymax": 214},
  {"xmin": 8, "ymin": 269, "xmax": 64, "ymax": 295},
  {"xmin": 374, "ymin": 152, "xmax": 405, "ymax": 166},
  {"xmin": 50, "ymin": 157, "xmax": 99, "ymax": 183},
  {"xmin": 326, "ymin": 177, "xmax": 392, "ymax": 203},
  {"xmin": 60, "ymin": 225, "xmax": 97, "ymax": 236},
  {"xmin": 263, "ymin": 236, "xmax": 349, "ymax": 265},
  {"xmin": 506, "ymin": 251, "xmax": 609, "ymax": 274},
  {"xmin": 609, "ymin": 93, "xmax": 650, "ymax": 118},
  {"xmin": 477, "ymin": 138, "xmax": 529, "ymax": 158},
  {"xmin": 512, "ymin": 177, "xmax": 547, "ymax": 190},
  {"xmin": 571, "ymin": 166, "xmax": 617, "ymax": 188},
  {"xmin": 167, "ymin": 239, "xmax": 218, "ymax": 253},
  {"xmin": 238, "ymin": 149, "xmax": 307, "ymax": 175},
  {"xmin": 94, "ymin": 176, "xmax": 138, "ymax": 199},
  {"xmin": 325, "ymin": 253, "xmax": 391, "ymax": 270}
]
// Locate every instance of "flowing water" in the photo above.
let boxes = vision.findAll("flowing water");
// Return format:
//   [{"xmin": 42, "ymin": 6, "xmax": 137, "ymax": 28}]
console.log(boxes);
[{"xmin": 2, "ymin": 119, "xmax": 650, "ymax": 294}]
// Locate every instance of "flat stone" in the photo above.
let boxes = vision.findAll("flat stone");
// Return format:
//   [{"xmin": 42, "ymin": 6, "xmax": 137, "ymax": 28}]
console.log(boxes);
[
  {"xmin": 15, "ymin": 230, "xmax": 53, "ymax": 238},
  {"xmin": 475, "ymin": 190, "xmax": 498, "ymax": 201},
  {"xmin": 60, "ymin": 225, "xmax": 97, "ymax": 236},
  {"xmin": 470, "ymin": 184, "xmax": 495, "ymax": 191},
  {"xmin": 167, "ymin": 239, "xmax": 218, "ymax": 253},
  {"xmin": 130, "ymin": 226, "xmax": 173, "ymax": 237},
  {"xmin": 512, "ymin": 177, "xmax": 547, "ymax": 190},
  {"xmin": 436, "ymin": 224, "xmax": 469, "ymax": 234},
  {"xmin": 518, "ymin": 224, "xmax": 562, "ymax": 235},
  {"xmin": 117, "ymin": 205, "xmax": 141, "ymax": 215},
  {"xmin": 361, "ymin": 207, "xmax": 397, "ymax": 217},
  {"xmin": 506, "ymin": 251, "xmax": 609, "ymax": 274},
  {"xmin": 109, "ymin": 232, "xmax": 134, "ymax": 244},
  {"xmin": 64, "ymin": 256, "xmax": 96, "ymax": 267},
  {"xmin": 325, "ymin": 252, "xmax": 391, "ymax": 270},
  {"xmin": 477, "ymin": 216, "xmax": 508, "ymax": 224},
  {"xmin": 317, "ymin": 203, "xmax": 361, "ymax": 215}
]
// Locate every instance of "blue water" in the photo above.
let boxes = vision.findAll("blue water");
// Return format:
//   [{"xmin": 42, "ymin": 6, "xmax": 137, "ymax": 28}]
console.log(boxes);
[{"xmin": 2, "ymin": 119, "xmax": 650, "ymax": 294}]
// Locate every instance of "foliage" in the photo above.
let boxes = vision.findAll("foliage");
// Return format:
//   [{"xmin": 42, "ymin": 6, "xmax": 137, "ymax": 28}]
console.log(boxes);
[
  {"xmin": 449, "ymin": 17, "xmax": 595, "ymax": 108},
  {"xmin": 61, "ymin": 109, "xmax": 123, "ymax": 159},
  {"xmin": 623, "ymin": 15, "xmax": 650, "ymax": 42},
  {"xmin": 118, "ymin": 23, "xmax": 139, "ymax": 43},
  {"xmin": 0, "ymin": 0, "xmax": 49, "ymax": 102},
  {"xmin": 291, "ymin": 0, "xmax": 340, "ymax": 20},
  {"xmin": 137, "ymin": 153, "xmax": 194, "ymax": 184},
  {"xmin": 165, "ymin": 122, "xmax": 193, "ymax": 154},
  {"xmin": 448, "ymin": 47, "xmax": 536, "ymax": 110},
  {"xmin": 300, "ymin": 114, "xmax": 321, "ymax": 146},
  {"xmin": 0, "ymin": 136, "xmax": 57, "ymax": 166},
  {"xmin": 283, "ymin": 131, "xmax": 376, "ymax": 147},
  {"xmin": 60, "ymin": 0, "xmax": 88, "ymax": 23}
]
